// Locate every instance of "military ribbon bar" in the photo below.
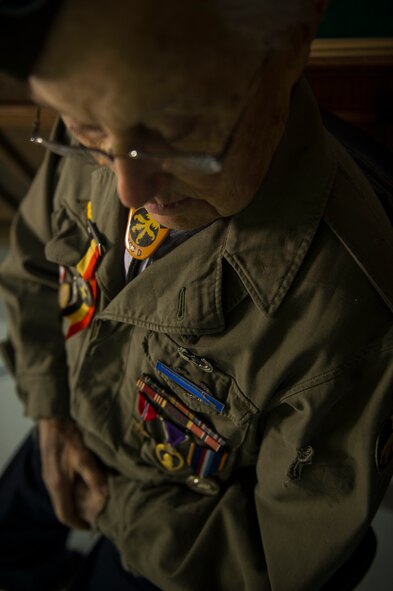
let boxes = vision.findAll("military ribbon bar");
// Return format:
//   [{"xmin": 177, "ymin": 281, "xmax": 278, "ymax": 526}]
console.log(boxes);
[
  {"xmin": 187, "ymin": 442, "xmax": 228, "ymax": 478},
  {"xmin": 136, "ymin": 376, "xmax": 226, "ymax": 453}
]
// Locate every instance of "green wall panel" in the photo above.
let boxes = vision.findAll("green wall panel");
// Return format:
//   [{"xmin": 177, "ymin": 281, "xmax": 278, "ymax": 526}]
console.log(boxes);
[{"xmin": 318, "ymin": 0, "xmax": 393, "ymax": 38}]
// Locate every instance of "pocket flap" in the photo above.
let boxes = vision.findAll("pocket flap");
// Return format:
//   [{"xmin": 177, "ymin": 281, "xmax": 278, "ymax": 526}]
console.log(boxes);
[
  {"xmin": 45, "ymin": 205, "xmax": 90, "ymax": 267},
  {"xmin": 144, "ymin": 332, "xmax": 259, "ymax": 447}
]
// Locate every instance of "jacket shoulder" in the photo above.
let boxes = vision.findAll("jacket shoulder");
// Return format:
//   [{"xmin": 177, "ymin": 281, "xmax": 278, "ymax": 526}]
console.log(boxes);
[{"xmin": 324, "ymin": 137, "xmax": 393, "ymax": 314}]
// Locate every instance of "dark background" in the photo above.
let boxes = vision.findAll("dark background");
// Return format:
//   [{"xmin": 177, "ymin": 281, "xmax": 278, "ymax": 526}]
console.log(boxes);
[{"xmin": 318, "ymin": 0, "xmax": 393, "ymax": 38}]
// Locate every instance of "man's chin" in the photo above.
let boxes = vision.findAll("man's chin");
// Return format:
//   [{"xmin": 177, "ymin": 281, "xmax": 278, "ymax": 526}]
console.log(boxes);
[
  {"xmin": 145, "ymin": 196, "xmax": 192, "ymax": 217},
  {"xmin": 147, "ymin": 202, "xmax": 219, "ymax": 231}
]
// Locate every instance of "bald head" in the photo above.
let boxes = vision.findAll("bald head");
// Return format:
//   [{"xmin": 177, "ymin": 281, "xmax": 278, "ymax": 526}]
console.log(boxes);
[
  {"xmin": 29, "ymin": 0, "xmax": 329, "ymax": 230},
  {"xmin": 32, "ymin": 0, "xmax": 328, "ymax": 128}
]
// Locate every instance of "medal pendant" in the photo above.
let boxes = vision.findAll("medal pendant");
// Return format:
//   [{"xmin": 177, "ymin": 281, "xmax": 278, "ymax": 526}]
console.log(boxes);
[
  {"xmin": 155, "ymin": 443, "xmax": 184, "ymax": 472},
  {"xmin": 185, "ymin": 475, "xmax": 220, "ymax": 496}
]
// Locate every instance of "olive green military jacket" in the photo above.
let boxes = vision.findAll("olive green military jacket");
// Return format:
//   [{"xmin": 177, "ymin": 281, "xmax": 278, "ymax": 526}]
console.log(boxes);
[{"xmin": 1, "ymin": 80, "xmax": 393, "ymax": 591}]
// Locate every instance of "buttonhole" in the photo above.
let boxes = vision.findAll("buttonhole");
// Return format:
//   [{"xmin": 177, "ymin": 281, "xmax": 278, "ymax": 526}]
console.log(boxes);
[
  {"xmin": 90, "ymin": 319, "xmax": 100, "ymax": 341},
  {"xmin": 177, "ymin": 287, "xmax": 186, "ymax": 320}
]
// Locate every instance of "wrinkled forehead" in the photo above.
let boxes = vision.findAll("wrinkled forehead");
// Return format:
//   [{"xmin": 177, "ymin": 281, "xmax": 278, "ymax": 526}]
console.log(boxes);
[{"xmin": 31, "ymin": 0, "xmax": 325, "ymax": 129}]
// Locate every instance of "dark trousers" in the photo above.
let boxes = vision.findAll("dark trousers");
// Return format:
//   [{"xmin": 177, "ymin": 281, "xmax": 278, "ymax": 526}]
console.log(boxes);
[{"xmin": 0, "ymin": 434, "xmax": 160, "ymax": 591}]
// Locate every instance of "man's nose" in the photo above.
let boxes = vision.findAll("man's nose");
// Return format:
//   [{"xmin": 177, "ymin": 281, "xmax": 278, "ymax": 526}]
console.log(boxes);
[{"xmin": 113, "ymin": 156, "xmax": 159, "ymax": 209}]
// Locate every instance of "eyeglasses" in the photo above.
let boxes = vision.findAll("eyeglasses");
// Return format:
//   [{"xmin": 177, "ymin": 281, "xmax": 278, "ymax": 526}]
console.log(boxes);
[{"xmin": 30, "ymin": 103, "xmax": 246, "ymax": 176}]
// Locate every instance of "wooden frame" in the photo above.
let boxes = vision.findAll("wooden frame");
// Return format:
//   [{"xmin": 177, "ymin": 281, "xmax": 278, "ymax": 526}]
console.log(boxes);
[
  {"xmin": 310, "ymin": 37, "xmax": 393, "ymax": 62},
  {"xmin": 306, "ymin": 37, "xmax": 393, "ymax": 149}
]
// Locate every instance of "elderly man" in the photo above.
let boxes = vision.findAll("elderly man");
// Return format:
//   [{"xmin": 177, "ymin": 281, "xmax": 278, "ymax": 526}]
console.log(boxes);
[{"xmin": 0, "ymin": 0, "xmax": 392, "ymax": 590}]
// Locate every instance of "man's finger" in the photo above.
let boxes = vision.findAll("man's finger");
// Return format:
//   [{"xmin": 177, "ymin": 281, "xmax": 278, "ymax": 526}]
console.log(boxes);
[
  {"xmin": 71, "ymin": 450, "xmax": 109, "ymax": 495},
  {"xmin": 44, "ymin": 469, "xmax": 90, "ymax": 530},
  {"xmin": 75, "ymin": 478, "xmax": 108, "ymax": 525},
  {"xmin": 38, "ymin": 417, "xmax": 108, "ymax": 527}
]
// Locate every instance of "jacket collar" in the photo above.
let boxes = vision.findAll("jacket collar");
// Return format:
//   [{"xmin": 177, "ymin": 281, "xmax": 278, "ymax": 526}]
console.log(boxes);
[
  {"xmin": 223, "ymin": 77, "xmax": 337, "ymax": 316},
  {"xmin": 98, "ymin": 217, "xmax": 228, "ymax": 334},
  {"xmin": 97, "ymin": 77, "xmax": 337, "ymax": 332}
]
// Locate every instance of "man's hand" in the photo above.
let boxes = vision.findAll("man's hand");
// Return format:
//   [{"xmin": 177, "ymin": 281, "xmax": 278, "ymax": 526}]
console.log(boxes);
[
  {"xmin": 74, "ymin": 477, "xmax": 108, "ymax": 527},
  {"xmin": 39, "ymin": 417, "xmax": 109, "ymax": 530}
]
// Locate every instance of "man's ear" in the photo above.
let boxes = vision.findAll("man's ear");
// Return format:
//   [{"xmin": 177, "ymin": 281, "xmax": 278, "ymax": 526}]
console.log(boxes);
[{"xmin": 266, "ymin": 0, "xmax": 331, "ymax": 84}]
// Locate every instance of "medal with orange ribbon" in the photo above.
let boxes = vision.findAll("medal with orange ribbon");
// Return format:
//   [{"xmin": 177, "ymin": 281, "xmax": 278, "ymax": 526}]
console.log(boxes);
[{"xmin": 59, "ymin": 201, "xmax": 103, "ymax": 339}]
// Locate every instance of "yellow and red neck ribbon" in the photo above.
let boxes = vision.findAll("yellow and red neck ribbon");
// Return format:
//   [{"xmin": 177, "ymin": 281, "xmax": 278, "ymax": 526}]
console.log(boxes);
[{"xmin": 59, "ymin": 201, "xmax": 103, "ymax": 339}]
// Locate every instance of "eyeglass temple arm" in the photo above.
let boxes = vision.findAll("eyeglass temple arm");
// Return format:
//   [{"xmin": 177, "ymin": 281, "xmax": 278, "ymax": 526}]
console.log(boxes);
[{"xmin": 31, "ymin": 107, "xmax": 42, "ymax": 139}]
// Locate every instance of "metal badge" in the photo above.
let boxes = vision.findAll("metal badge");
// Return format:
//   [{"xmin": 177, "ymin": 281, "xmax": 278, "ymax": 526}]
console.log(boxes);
[
  {"xmin": 177, "ymin": 347, "xmax": 214, "ymax": 373},
  {"xmin": 156, "ymin": 361, "xmax": 225, "ymax": 414},
  {"xmin": 185, "ymin": 475, "xmax": 220, "ymax": 496},
  {"xmin": 125, "ymin": 208, "xmax": 169, "ymax": 260}
]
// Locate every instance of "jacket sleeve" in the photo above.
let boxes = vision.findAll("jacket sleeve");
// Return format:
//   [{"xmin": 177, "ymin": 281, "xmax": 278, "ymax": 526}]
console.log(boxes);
[
  {"xmin": 0, "ymin": 148, "xmax": 70, "ymax": 419},
  {"xmin": 255, "ymin": 339, "xmax": 393, "ymax": 590},
  {"xmin": 96, "ymin": 335, "xmax": 393, "ymax": 591}
]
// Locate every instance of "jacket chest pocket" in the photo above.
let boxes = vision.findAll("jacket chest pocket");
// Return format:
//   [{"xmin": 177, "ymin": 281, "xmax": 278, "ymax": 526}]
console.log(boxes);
[{"xmin": 129, "ymin": 331, "xmax": 260, "ymax": 487}]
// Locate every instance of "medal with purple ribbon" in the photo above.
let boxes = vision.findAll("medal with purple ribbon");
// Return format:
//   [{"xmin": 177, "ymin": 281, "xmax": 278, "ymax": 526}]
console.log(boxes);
[{"xmin": 162, "ymin": 419, "xmax": 187, "ymax": 448}]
